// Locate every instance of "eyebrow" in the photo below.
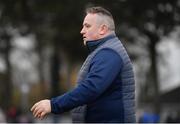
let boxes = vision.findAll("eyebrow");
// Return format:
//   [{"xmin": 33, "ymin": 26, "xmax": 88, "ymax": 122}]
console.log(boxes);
[{"xmin": 83, "ymin": 23, "xmax": 90, "ymax": 27}]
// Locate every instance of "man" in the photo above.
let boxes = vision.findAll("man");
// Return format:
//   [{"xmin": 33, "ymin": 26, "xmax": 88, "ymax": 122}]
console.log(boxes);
[{"xmin": 31, "ymin": 6, "xmax": 136, "ymax": 123}]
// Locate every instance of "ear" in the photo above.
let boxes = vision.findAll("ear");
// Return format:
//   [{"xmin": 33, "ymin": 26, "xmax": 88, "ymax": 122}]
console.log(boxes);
[{"xmin": 99, "ymin": 24, "xmax": 108, "ymax": 35}]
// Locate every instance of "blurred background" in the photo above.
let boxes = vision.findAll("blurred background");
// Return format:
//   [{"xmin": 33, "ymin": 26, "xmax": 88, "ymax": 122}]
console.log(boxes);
[{"xmin": 0, "ymin": 0, "xmax": 180, "ymax": 123}]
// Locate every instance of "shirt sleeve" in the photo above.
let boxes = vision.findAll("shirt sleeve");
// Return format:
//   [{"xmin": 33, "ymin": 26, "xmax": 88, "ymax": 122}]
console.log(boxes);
[{"xmin": 51, "ymin": 48, "xmax": 123, "ymax": 114}]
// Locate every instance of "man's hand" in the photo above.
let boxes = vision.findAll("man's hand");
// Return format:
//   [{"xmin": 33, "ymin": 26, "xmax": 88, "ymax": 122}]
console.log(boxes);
[{"xmin": 31, "ymin": 99, "xmax": 51, "ymax": 119}]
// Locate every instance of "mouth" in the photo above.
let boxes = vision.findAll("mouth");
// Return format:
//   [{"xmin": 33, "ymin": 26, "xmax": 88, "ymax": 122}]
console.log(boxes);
[{"xmin": 83, "ymin": 36, "xmax": 86, "ymax": 40}]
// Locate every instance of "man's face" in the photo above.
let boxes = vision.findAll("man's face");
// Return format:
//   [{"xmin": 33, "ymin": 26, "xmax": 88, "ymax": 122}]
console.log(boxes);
[{"xmin": 80, "ymin": 13, "xmax": 101, "ymax": 45}]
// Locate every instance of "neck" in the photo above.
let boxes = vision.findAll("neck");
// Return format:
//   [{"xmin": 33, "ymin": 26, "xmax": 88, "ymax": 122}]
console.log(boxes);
[{"xmin": 100, "ymin": 31, "xmax": 115, "ymax": 39}]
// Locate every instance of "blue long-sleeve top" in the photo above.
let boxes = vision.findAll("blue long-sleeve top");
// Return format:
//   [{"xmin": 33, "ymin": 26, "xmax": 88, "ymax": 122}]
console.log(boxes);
[{"xmin": 50, "ymin": 34, "xmax": 122, "ymax": 115}]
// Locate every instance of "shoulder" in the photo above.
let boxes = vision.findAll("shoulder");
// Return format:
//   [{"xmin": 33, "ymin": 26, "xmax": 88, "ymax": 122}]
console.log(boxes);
[{"xmin": 92, "ymin": 48, "xmax": 122, "ymax": 64}]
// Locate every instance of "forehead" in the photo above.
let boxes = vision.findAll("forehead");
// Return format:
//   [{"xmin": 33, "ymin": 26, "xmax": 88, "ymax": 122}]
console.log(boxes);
[{"xmin": 83, "ymin": 13, "xmax": 98, "ymax": 24}]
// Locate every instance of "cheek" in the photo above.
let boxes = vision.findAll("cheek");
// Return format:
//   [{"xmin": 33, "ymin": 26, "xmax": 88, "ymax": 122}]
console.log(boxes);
[{"xmin": 87, "ymin": 29, "xmax": 98, "ymax": 39}]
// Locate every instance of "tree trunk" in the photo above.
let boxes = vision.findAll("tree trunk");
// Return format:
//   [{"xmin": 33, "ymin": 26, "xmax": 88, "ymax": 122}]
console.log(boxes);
[
  {"xmin": 50, "ymin": 40, "xmax": 61, "ymax": 97},
  {"xmin": 2, "ymin": 32, "xmax": 13, "ymax": 111},
  {"xmin": 149, "ymin": 39, "xmax": 160, "ymax": 114}
]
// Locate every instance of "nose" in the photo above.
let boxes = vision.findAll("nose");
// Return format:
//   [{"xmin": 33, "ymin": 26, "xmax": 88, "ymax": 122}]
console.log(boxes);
[{"xmin": 80, "ymin": 27, "xmax": 85, "ymax": 34}]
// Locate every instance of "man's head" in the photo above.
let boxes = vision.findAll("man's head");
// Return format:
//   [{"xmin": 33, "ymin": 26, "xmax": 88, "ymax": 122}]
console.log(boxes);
[{"xmin": 80, "ymin": 6, "xmax": 115, "ymax": 45}]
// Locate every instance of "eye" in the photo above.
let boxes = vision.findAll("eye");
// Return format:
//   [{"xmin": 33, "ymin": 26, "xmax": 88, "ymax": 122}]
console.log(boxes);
[{"xmin": 84, "ymin": 23, "xmax": 91, "ymax": 28}]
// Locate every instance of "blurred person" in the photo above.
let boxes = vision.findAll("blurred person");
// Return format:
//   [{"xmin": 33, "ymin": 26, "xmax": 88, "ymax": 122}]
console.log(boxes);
[
  {"xmin": 0, "ymin": 108, "xmax": 6, "ymax": 122},
  {"xmin": 6, "ymin": 106, "xmax": 18, "ymax": 122},
  {"xmin": 165, "ymin": 111, "xmax": 180, "ymax": 123},
  {"xmin": 139, "ymin": 111, "xmax": 160, "ymax": 123},
  {"xmin": 31, "ymin": 6, "xmax": 135, "ymax": 123}
]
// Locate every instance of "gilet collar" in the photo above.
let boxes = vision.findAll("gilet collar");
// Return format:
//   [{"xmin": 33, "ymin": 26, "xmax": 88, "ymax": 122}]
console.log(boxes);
[{"xmin": 86, "ymin": 33, "xmax": 116, "ymax": 53}]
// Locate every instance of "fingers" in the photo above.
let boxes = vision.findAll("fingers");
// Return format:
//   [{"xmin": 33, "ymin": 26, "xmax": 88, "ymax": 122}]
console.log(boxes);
[
  {"xmin": 40, "ymin": 111, "xmax": 46, "ymax": 120},
  {"xmin": 31, "ymin": 101, "xmax": 40, "ymax": 112},
  {"xmin": 31, "ymin": 101, "xmax": 44, "ymax": 119},
  {"xmin": 34, "ymin": 107, "xmax": 43, "ymax": 118},
  {"xmin": 30, "ymin": 100, "xmax": 50, "ymax": 120},
  {"xmin": 31, "ymin": 102, "xmax": 40, "ymax": 117}
]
